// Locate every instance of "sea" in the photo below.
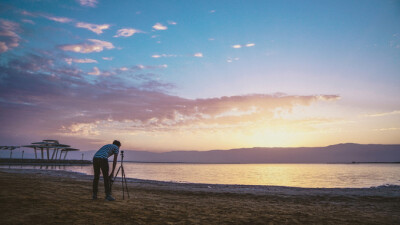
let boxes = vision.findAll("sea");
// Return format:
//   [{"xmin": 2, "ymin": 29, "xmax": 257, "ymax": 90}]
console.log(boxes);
[{"xmin": 2, "ymin": 163, "xmax": 400, "ymax": 188}]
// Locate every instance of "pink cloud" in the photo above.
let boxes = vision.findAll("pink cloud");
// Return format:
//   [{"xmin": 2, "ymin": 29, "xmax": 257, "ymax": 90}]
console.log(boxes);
[
  {"xmin": 0, "ymin": 53, "xmax": 340, "ymax": 148},
  {"xmin": 75, "ymin": 22, "xmax": 110, "ymax": 34},
  {"xmin": 59, "ymin": 39, "xmax": 114, "ymax": 53},
  {"xmin": 152, "ymin": 23, "xmax": 167, "ymax": 30},
  {"xmin": 77, "ymin": 0, "xmax": 98, "ymax": 7},
  {"xmin": 102, "ymin": 57, "xmax": 113, "ymax": 60},
  {"xmin": 0, "ymin": 19, "xmax": 21, "ymax": 53},
  {"xmin": 88, "ymin": 66, "xmax": 101, "ymax": 75},
  {"xmin": 114, "ymin": 28, "xmax": 141, "ymax": 37},
  {"xmin": 43, "ymin": 16, "xmax": 73, "ymax": 23},
  {"xmin": 65, "ymin": 58, "xmax": 98, "ymax": 65},
  {"xmin": 21, "ymin": 19, "xmax": 35, "ymax": 24}
]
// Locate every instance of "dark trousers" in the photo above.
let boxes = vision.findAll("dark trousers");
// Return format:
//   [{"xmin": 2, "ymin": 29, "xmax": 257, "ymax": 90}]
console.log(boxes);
[{"xmin": 92, "ymin": 157, "xmax": 110, "ymax": 196}]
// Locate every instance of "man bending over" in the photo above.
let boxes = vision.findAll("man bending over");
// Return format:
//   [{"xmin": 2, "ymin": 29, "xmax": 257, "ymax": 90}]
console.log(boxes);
[{"xmin": 92, "ymin": 140, "xmax": 121, "ymax": 201}]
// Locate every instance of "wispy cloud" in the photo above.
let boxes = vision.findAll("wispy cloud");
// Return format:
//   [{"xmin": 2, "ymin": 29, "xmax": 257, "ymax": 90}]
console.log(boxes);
[
  {"xmin": 210, "ymin": 10, "xmax": 216, "ymax": 13},
  {"xmin": 152, "ymin": 23, "xmax": 167, "ymax": 30},
  {"xmin": 0, "ymin": 19, "xmax": 21, "ymax": 54},
  {"xmin": 114, "ymin": 28, "xmax": 141, "ymax": 37},
  {"xmin": 88, "ymin": 66, "xmax": 101, "ymax": 75},
  {"xmin": 193, "ymin": 53, "xmax": 203, "ymax": 58},
  {"xmin": 75, "ymin": 22, "xmax": 110, "ymax": 34},
  {"xmin": 43, "ymin": 15, "xmax": 73, "ymax": 23},
  {"xmin": 65, "ymin": 58, "xmax": 98, "ymax": 65},
  {"xmin": 373, "ymin": 127, "xmax": 400, "ymax": 131},
  {"xmin": 77, "ymin": 0, "xmax": 98, "ymax": 7},
  {"xmin": 233, "ymin": 43, "xmax": 255, "ymax": 49},
  {"xmin": 151, "ymin": 54, "xmax": 176, "ymax": 58},
  {"xmin": 102, "ymin": 57, "xmax": 113, "ymax": 61},
  {"xmin": 59, "ymin": 39, "xmax": 114, "ymax": 53},
  {"xmin": 227, "ymin": 57, "xmax": 239, "ymax": 63},
  {"xmin": 167, "ymin": 21, "xmax": 177, "ymax": 25},
  {"xmin": 21, "ymin": 19, "xmax": 35, "ymax": 24},
  {"xmin": 364, "ymin": 110, "xmax": 400, "ymax": 117}
]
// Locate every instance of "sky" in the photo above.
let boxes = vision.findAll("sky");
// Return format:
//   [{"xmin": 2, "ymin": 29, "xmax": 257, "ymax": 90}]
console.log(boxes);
[{"xmin": 0, "ymin": 0, "xmax": 399, "ymax": 151}]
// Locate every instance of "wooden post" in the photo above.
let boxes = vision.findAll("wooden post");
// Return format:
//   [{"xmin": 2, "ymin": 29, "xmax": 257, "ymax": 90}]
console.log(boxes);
[
  {"xmin": 34, "ymin": 147, "xmax": 37, "ymax": 159},
  {"xmin": 9, "ymin": 150, "xmax": 12, "ymax": 159},
  {"xmin": 22, "ymin": 150, "xmax": 24, "ymax": 159},
  {"xmin": 59, "ymin": 151, "xmax": 63, "ymax": 160},
  {"xmin": 51, "ymin": 148, "xmax": 57, "ymax": 160},
  {"xmin": 82, "ymin": 153, "xmax": 84, "ymax": 161},
  {"xmin": 46, "ymin": 148, "xmax": 49, "ymax": 160},
  {"xmin": 41, "ymin": 148, "xmax": 44, "ymax": 159},
  {"xmin": 63, "ymin": 151, "xmax": 68, "ymax": 160}
]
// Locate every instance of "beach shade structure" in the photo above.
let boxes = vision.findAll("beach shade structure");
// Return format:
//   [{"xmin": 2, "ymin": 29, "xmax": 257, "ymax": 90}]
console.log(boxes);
[
  {"xmin": 0, "ymin": 146, "xmax": 20, "ymax": 159},
  {"xmin": 59, "ymin": 148, "xmax": 79, "ymax": 160},
  {"xmin": 22, "ymin": 140, "xmax": 76, "ymax": 161}
]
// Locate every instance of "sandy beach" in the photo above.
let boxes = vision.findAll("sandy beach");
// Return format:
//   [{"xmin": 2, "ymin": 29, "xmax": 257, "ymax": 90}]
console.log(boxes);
[{"xmin": 0, "ymin": 169, "xmax": 399, "ymax": 224}]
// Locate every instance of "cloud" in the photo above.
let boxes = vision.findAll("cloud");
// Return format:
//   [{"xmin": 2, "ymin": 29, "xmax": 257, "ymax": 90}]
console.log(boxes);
[
  {"xmin": 152, "ymin": 23, "xmax": 167, "ymax": 30},
  {"xmin": 193, "ymin": 53, "xmax": 203, "ymax": 58},
  {"xmin": 75, "ymin": 22, "xmax": 110, "ymax": 34},
  {"xmin": 167, "ymin": 21, "xmax": 177, "ymax": 25},
  {"xmin": 65, "ymin": 58, "xmax": 98, "ymax": 65},
  {"xmin": 77, "ymin": 0, "xmax": 98, "ymax": 7},
  {"xmin": 21, "ymin": 19, "xmax": 35, "ymax": 24},
  {"xmin": 0, "ymin": 19, "xmax": 21, "ymax": 54},
  {"xmin": 0, "ymin": 53, "xmax": 340, "ymax": 149},
  {"xmin": 210, "ymin": 10, "xmax": 216, "ymax": 13},
  {"xmin": 151, "ymin": 54, "xmax": 176, "ymax": 58},
  {"xmin": 102, "ymin": 57, "xmax": 113, "ymax": 60},
  {"xmin": 88, "ymin": 66, "xmax": 101, "ymax": 75},
  {"xmin": 227, "ymin": 57, "xmax": 239, "ymax": 63},
  {"xmin": 364, "ymin": 110, "xmax": 400, "ymax": 117},
  {"xmin": 374, "ymin": 127, "xmax": 400, "ymax": 131},
  {"xmin": 59, "ymin": 39, "xmax": 114, "ymax": 53},
  {"xmin": 114, "ymin": 28, "xmax": 141, "ymax": 37},
  {"xmin": 43, "ymin": 16, "xmax": 73, "ymax": 23},
  {"xmin": 233, "ymin": 43, "xmax": 255, "ymax": 49}
]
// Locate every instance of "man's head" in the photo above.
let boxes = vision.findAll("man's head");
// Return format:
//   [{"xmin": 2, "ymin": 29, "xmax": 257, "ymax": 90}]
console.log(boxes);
[{"xmin": 113, "ymin": 140, "xmax": 121, "ymax": 148}]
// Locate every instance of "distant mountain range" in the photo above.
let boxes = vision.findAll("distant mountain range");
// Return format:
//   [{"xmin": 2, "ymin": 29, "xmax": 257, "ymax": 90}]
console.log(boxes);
[
  {"xmin": 2, "ymin": 143, "xmax": 400, "ymax": 163},
  {"xmin": 121, "ymin": 143, "xmax": 400, "ymax": 163}
]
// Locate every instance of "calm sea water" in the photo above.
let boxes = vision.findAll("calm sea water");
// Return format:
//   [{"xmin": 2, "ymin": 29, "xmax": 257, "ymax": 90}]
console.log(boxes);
[{"xmin": 2, "ymin": 163, "xmax": 400, "ymax": 188}]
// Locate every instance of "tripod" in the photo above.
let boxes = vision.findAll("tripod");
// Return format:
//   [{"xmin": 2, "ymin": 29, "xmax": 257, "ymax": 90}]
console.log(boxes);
[{"xmin": 110, "ymin": 150, "xmax": 130, "ymax": 199}]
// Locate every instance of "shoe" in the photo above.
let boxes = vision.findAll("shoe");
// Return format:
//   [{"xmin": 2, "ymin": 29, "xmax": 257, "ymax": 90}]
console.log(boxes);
[
  {"xmin": 105, "ymin": 195, "xmax": 115, "ymax": 201},
  {"xmin": 92, "ymin": 193, "xmax": 97, "ymax": 200}
]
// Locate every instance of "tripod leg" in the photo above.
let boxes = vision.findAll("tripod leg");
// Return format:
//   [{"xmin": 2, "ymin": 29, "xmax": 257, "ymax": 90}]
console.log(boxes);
[
  {"xmin": 122, "ymin": 168, "xmax": 130, "ymax": 198},
  {"xmin": 110, "ymin": 166, "xmax": 121, "ymax": 193},
  {"xmin": 121, "ymin": 167, "xmax": 125, "ymax": 200}
]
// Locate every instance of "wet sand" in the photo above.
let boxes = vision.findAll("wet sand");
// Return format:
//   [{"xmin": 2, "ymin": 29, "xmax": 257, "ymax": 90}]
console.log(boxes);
[{"xmin": 0, "ymin": 169, "xmax": 399, "ymax": 224}]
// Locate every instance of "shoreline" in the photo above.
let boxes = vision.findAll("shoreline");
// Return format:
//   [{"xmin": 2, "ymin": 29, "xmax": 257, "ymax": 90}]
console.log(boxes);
[{"xmin": 1, "ymin": 168, "xmax": 400, "ymax": 197}]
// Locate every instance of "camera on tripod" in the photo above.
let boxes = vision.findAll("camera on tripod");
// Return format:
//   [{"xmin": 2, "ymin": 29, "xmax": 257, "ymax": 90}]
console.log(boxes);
[{"xmin": 110, "ymin": 149, "xmax": 130, "ymax": 199}]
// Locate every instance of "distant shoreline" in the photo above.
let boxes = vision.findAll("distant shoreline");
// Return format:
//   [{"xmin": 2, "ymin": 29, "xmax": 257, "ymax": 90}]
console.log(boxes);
[
  {"xmin": 0, "ymin": 158, "xmax": 91, "ymax": 165},
  {"xmin": 1, "ymin": 158, "xmax": 399, "ymax": 165}
]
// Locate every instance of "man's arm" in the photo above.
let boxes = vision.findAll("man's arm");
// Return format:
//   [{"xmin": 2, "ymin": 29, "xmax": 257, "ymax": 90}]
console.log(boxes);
[{"xmin": 110, "ymin": 154, "xmax": 118, "ymax": 179}]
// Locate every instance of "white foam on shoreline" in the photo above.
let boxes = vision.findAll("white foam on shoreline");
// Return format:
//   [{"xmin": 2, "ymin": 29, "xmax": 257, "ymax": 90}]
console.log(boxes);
[{"xmin": 2, "ymin": 168, "xmax": 400, "ymax": 197}]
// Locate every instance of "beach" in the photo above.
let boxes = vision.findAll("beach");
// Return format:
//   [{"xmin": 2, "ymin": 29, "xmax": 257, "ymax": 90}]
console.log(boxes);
[{"xmin": 1, "ymin": 169, "xmax": 399, "ymax": 224}]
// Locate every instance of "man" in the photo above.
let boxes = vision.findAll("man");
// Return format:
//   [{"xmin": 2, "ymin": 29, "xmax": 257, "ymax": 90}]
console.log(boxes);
[{"xmin": 92, "ymin": 140, "xmax": 121, "ymax": 201}]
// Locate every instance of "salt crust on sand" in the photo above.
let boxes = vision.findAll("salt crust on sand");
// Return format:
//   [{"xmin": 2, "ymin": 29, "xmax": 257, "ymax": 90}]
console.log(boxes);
[{"xmin": 1, "ymin": 168, "xmax": 399, "ymax": 197}]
